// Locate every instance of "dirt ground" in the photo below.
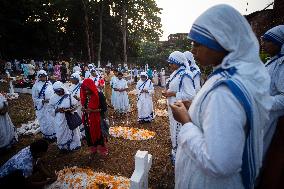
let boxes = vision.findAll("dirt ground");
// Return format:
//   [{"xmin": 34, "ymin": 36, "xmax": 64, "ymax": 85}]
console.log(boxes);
[{"xmin": 0, "ymin": 81, "xmax": 175, "ymax": 189}]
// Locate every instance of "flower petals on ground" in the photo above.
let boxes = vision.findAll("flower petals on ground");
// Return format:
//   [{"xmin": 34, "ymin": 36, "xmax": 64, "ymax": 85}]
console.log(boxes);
[
  {"xmin": 155, "ymin": 109, "xmax": 168, "ymax": 117},
  {"xmin": 47, "ymin": 166, "xmax": 130, "ymax": 189},
  {"xmin": 109, "ymin": 126, "xmax": 156, "ymax": 140}
]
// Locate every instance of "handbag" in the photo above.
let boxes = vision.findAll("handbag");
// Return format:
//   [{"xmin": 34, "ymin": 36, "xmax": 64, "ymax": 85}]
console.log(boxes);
[
  {"xmin": 65, "ymin": 95, "xmax": 82, "ymax": 130},
  {"xmin": 100, "ymin": 118, "xmax": 110, "ymax": 137}
]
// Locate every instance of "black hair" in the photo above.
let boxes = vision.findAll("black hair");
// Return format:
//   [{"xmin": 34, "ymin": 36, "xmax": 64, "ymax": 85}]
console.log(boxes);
[
  {"xmin": 117, "ymin": 72, "xmax": 123, "ymax": 76},
  {"xmin": 30, "ymin": 139, "xmax": 48, "ymax": 156}
]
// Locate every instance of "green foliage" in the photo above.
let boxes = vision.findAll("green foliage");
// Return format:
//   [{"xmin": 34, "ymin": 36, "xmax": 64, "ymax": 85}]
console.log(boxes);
[{"xmin": 0, "ymin": 0, "xmax": 162, "ymax": 64}]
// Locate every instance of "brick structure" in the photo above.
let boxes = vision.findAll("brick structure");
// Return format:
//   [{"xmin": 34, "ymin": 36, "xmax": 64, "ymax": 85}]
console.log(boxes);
[{"xmin": 246, "ymin": 0, "xmax": 284, "ymax": 39}]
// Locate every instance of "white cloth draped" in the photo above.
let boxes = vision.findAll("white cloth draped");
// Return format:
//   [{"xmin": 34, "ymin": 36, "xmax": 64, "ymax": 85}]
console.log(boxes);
[
  {"xmin": 32, "ymin": 80, "xmax": 55, "ymax": 139},
  {"xmin": 167, "ymin": 66, "xmax": 196, "ymax": 158},
  {"xmin": 263, "ymin": 45, "xmax": 284, "ymax": 155},
  {"xmin": 110, "ymin": 76, "xmax": 118, "ymax": 106},
  {"xmin": 113, "ymin": 79, "xmax": 129, "ymax": 113},
  {"xmin": 136, "ymin": 79, "xmax": 154, "ymax": 121},
  {"xmin": 176, "ymin": 4, "xmax": 272, "ymax": 189},
  {"xmin": 69, "ymin": 83, "xmax": 84, "ymax": 138},
  {"xmin": 0, "ymin": 95, "xmax": 17, "ymax": 149},
  {"xmin": 48, "ymin": 93, "xmax": 81, "ymax": 150}
]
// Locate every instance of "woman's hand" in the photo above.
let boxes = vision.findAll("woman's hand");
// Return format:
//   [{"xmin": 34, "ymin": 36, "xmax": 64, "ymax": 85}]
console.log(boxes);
[
  {"xmin": 73, "ymin": 95, "xmax": 80, "ymax": 101},
  {"xmin": 55, "ymin": 108, "xmax": 65, "ymax": 113},
  {"xmin": 182, "ymin": 100, "xmax": 192, "ymax": 110},
  {"xmin": 169, "ymin": 101, "xmax": 191, "ymax": 125},
  {"xmin": 162, "ymin": 91, "xmax": 176, "ymax": 98}
]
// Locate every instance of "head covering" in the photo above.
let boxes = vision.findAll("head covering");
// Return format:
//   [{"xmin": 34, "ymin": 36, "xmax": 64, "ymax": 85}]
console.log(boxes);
[
  {"xmin": 36, "ymin": 70, "xmax": 48, "ymax": 82},
  {"xmin": 262, "ymin": 25, "xmax": 284, "ymax": 48},
  {"xmin": 36, "ymin": 70, "xmax": 47, "ymax": 78},
  {"xmin": 188, "ymin": 4, "xmax": 272, "ymax": 189},
  {"xmin": 88, "ymin": 64, "xmax": 94, "ymax": 69},
  {"xmin": 140, "ymin": 72, "xmax": 148, "ymax": 78},
  {"xmin": 184, "ymin": 51, "xmax": 196, "ymax": 66},
  {"xmin": 184, "ymin": 51, "xmax": 200, "ymax": 73},
  {"xmin": 70, "ymin": 72, "xmax": 81, "ymax": 81},
  {"xmin": 167, "ymin": 51, "xmax": 189, "ymax": 69},
  {"xmin": 53, "ymin": 81, "xmax": 69, "ymax": 94},
  {"xmin": 80, "ymin": 78, "xmax": 101, "ymax": 144}
]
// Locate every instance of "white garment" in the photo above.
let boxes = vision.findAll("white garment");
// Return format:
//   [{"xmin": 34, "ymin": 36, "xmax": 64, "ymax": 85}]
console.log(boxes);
[
  {"xmin": 110, "ymin": 76, "xmax": 118, "ymax": 106},
  {"xmin": 113, "ymin": 78, "xmax": 129, "ymax": 113},
  {"xmin": 153, "ymin": 72, "xmax": 159, "ymax": 85},
  {"xmin": 167, "ymin": 67, "xmax": 196, "ymax": 157},
  {"xmin": 160, "ymin": 70, "xmax": 166, "ymax": 87},
  {"xmin": 263, "ymin": 52, "xmax": 284, "ymax": 155},
  {"xmin": 0, "ymin": 95, "xmax": 17, "ymax": 149},
  {"xmin": 175, "ymin": 74, "xmax": 246, "ymax": 189},
  {"xmin": 73, "ymin": 66, "xmax": 81, "ymax": 73},
  {"xmin": 136, "ymin": 79, "xmax": 154, "ymax": 121},
  {"xmin": 48, "ymin": 94, "xmax": 81, "ymax": 150},
  {"xmin": 84, "ymin": 70, "xmax": 91, "ymax": 78},
  {"xmin": 176, "ymin": 4, "xmax": 272, "ymax": 189},
  {"xmin": 69, "ymin": 83, "xmax": 84, "ymax": 138},
  {"xmin": 32, "ymin": 81, "xmax": 55, "ymax": 139}
]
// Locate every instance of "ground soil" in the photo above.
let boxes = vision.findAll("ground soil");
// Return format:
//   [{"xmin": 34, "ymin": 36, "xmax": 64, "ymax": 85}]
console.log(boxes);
[{"xmin": 0, "ymin": 81, "xmax": 174, "ymax": 189}]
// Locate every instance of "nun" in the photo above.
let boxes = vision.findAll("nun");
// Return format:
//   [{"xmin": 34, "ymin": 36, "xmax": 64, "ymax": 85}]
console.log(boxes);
[
  {"xmin": 170, "ymin": 5, "xmax": 272, "ymax": 189},
  {"xmin": 48, "ymin": 81, "xmax": 81, "ymax": 152},
  {"xmin": 32, "ymin": 70, "xmax": 56, "ymax": 140},
  {"xmin": 261, "ymin": 25, "xmax": 284, "ymax": 155},
  {"xmin": 136, "ymin": 72, "xmax": 154, "ymax": 123},
  {"xmin": 69, "ymin": 72, "xmax": 84, "ymax": 138},
  {"xmin": 0, "ymin": 93, "xmax": 18, "ymax": 151},
  {"xmin": 162, "ymin": 51, "xmax": 197, "ymax": 162}
]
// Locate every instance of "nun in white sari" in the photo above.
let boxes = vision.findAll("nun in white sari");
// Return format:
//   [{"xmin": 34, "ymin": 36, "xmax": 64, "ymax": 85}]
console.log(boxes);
[
  {"xmin": 32, "ymin": 70, "xmax": 55, "ymax": 140},
  {"xmin": 136, "ymin": 72, "xmax": 154, "ymax": 123},
  {"xmin": 48, "ymin": 81, "xmax": 81, "ymax": 151},
  {"xmin": 162, "ymin": 51, "xmax": 197, "ymax": 161},
  {"xmin": 113, "ymin": 72, "xmax": 129, "ymax": 113},
  {"xmin": 69, "ymin": 72, "xmax": 84, "ymax": 138},
  {"xmin": 170, "ymin": 5, "xmax": 272, "ymax": 189},
  {"xmin": 261, "ymin": 25, "xmax": 284, "ymax": 155},
  {"xmin": 0, "ymin": 94, "xmax": 17, "ymax": 150}
]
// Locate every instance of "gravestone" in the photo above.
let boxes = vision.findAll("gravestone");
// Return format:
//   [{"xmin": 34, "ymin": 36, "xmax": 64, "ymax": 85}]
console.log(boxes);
[{"xmin": 130, "ymin": 150, "xmax": 152, "ymax": 189}]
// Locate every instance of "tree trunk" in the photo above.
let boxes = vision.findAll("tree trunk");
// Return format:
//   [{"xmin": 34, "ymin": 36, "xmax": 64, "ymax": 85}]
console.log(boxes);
[
  {"xmin": 82, "ymin": 0, "xmax": 91, "ymax": 63},
  {"xmin": 90, "ymin": 30, "xmax": 95, "ymax": 63},
  {"xmin": 122, "ymin": 0, "xmax": 127, "ymax": 66},
  {"xmin": 98, "ymin": 0, "xmax": 103, "ymax": 68}
]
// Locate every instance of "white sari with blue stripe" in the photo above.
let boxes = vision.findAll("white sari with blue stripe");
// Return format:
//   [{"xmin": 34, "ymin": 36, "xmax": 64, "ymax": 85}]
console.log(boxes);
[
  {"xmin": 175, "ymin": 4, "xmax": 272, "ymax": 189},
  {"xmin": 167, "ymin": 67, "xmax": 197, "ymax": 159},
  {"xmin": 136, "ymin": 79, "xmax": 154, "ymax": 122}
]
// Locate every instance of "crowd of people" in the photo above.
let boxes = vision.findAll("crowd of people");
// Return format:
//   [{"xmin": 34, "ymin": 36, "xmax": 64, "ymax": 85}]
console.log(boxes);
[{"xmin": 0, "ymin": 4, "xmax": 283, "ymax": 189}]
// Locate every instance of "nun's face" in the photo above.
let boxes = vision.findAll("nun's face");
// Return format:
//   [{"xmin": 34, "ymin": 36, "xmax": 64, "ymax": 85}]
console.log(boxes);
[
  {"xmin": 261, "ymin": 39, "xmax": 281, "ymax": 56},
  {"xmin": 191, "ymin": 41, "xmax": 227, "ymax": 67},
  {"xmin": 39, "ymin": 75, "xmax": 47, "ymax": 82},
  {"xmin": 141, "ymin": 75, "xmax": 147, "ymax": 81}
]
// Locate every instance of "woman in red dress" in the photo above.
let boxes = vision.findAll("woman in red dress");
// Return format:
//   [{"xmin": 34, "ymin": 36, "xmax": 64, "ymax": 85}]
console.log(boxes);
[{"xmin": 80, "ymin": 78, "xmax": 108, "ymax": 155}]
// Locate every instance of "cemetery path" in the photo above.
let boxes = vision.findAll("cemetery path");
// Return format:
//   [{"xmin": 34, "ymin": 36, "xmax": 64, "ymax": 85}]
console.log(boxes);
[{"xmin": 0, "ymin": 82, "xmax": 174, "ymax": 189}]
